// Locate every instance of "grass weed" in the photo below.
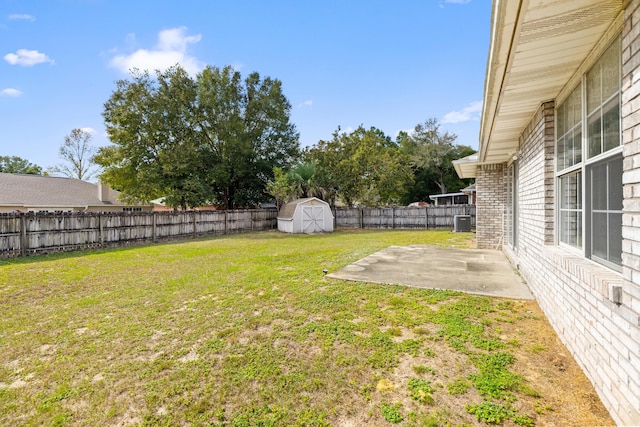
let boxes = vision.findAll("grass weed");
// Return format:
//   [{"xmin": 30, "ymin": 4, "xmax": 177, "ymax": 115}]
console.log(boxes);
[{"xmin": 0, "ymin": 230, "xmax": 610, "ymax": 426}]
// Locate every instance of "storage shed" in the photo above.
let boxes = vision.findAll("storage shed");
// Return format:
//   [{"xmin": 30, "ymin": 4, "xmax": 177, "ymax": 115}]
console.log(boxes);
[{"xmin": 277, "ymin": 197, "xmax": 334, "ymax": 234}]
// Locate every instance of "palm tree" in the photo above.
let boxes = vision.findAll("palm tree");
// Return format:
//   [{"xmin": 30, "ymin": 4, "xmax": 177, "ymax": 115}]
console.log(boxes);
[{"xmin": 288, "ymin": 162, "xmax": 322, "ymax": 199}]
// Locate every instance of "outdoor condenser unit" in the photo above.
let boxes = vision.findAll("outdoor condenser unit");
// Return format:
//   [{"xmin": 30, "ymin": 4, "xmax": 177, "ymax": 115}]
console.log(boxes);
[{"xmin": 454, "ymin": 215, "xmax": 471, "ymax": 232}]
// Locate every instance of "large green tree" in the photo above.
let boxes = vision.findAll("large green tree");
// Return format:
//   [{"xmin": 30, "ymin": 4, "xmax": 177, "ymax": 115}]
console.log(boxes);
[
  {"xmin": 308, "ymin": 126, "xmax": 413, "ymax": 207},
  {"xmin": 399, "ymin": 118, "xmax": 475, "ymax": 204},
  {"xmin": 96, "ymin": 65, "xmax": 300, "ymax": 209},
  {"xmin": 0, "ymin": 156, "xmax": 43, "ymax": 175}
]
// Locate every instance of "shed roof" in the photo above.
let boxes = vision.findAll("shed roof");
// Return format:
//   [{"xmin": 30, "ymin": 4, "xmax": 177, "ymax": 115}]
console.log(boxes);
[
  {"xmin": 277, "ymin": 197, "xmax": 328, "ymax": 220},
  {"xmin": 0, "ymin": 173, "xmax": 125, "ymax": 208}
]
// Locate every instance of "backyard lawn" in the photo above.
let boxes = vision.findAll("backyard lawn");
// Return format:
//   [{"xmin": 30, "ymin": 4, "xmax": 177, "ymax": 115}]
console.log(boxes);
[{"xmin": 0, "ymin": 230, "xmax": 613, "ymax": 426}]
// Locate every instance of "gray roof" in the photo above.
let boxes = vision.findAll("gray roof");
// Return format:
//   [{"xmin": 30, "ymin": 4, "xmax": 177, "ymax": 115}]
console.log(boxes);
[
  {"xmin": 0, "ymin": 173, "xmax": 126, "ymax": 208},
  {"xmin": 277, "ymin": 197, "xmax": 328, "ymax": 220}
]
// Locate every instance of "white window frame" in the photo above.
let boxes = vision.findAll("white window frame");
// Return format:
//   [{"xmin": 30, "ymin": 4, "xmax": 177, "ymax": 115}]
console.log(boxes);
[{"xmin": 555, "ymin": 36, "xmax": 622, "ymax": 272}]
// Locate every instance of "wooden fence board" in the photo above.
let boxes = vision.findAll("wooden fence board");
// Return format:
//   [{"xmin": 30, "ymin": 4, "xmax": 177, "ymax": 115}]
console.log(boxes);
[
  {"xmin": 0, "ymin": 206, "xmax": 473, "ymax": 259},
  {"xmin": 334, "ymin": 206, "xmax": 475, "ymax": 230},
  {"xmin": 0, "ymin": 209, "xmax": 279, "ymax": 259}
]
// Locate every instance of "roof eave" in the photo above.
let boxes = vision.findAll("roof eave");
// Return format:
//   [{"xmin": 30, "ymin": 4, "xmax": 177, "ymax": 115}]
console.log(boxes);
[
  {"xmin": 479, "ymin": 0, "xmax": 623, "ymax": 165},
  {"xmin": 453, "ymin": 154, "xmax": 479, "ymax": 179}
]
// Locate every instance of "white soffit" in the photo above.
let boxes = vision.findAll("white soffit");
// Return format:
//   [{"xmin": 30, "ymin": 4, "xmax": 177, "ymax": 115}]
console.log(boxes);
[
  {"xmin": 453, "ymin": 154, "xmax": 479, "ymax": 178},
  {"xmin": 479, "ymin": 0, "xmax": 622, "ymax": 164}
]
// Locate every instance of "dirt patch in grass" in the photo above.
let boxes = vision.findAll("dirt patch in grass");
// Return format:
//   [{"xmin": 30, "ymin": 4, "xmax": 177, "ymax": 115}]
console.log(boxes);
[
  {"xmin": 0, "ymin": 230, "xmax": 615, "ymax": 426},
  {"xmin": 499, "ymin": 301, "xmax": 614, "ymax": 427},
  {"xmin": 341, "ymin": 298, "xmax": 614, "ymax": 427}
]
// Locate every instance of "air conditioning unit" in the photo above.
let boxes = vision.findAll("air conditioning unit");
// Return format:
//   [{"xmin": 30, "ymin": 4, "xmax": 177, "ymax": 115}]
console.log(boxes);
[{"xmin": 454, "ymin": 215, "xmax": 471, "ymax": 232}]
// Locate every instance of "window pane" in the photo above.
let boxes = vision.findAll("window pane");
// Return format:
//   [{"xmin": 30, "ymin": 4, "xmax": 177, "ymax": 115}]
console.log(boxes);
[
  {"xmin": 557, "ymin": 103, "xmax": 566, "ymax": 136},
  {"xmin": 603, "ymin": 97, "xmax": 620, "ymax": 152},
  {"xmin": 559, "ymin": 172, "xmax": 582, "ymax": 248},
  {"xmin": 592, "ymin": 212, "xmax": 608, "ymax": 259},
  {"xmin": 561, "ymin": 210, "xmax": 581, "ymax": 247},
  {"xmin": 609, "ymin": 156, "xmax": 623, "ymax": 210},
  {"xmin": 588, "ymin": 154, "xmax": 623, "ymax": 268},
  {"xmin": 571, "ymin": 84, "xmax": 582, "ymax": 126},
  {"xmin": 591, "ymin": 162, "xmax": 607, "ymax": 210},
  {"xmin": 588, "ymin": 113, "xmax": 602, "ymax": 158},
  {"xmin": 557, "ymin": 136, "xmax": 566, "ymax": 170},
  {"xmin": 577, "ymin": 171, "xmax": 582, "ymax": 210},
  {"xmin": 587, "ymin": 61, "xmax": 602, "ymax": 115},
  {"xmin": 556, "ymin": 84, "xmax": 582, "ymax": 171},
  {"xmin": 560, "ymin": 174, "xmax": 578, "ymax": 209},
  {"xmin": 573, "ymin": 128, "xmax": 582, "ymax": 164},
  {"xmin": 602, "ymin": 40, "xmax": 620, "ymax": 100}
]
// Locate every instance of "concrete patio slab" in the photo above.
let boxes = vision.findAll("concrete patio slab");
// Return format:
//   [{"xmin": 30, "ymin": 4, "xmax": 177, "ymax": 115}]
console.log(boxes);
[{"xmin": 327, "ymin": 245, "xmax": 534, "ymax": 300}]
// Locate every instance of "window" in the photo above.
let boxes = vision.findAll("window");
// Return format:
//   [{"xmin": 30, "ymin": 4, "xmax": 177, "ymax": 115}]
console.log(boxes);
[
  {"xmin": 556, "ymin": 37, "xmax": 622, "ymax": 271},
  {"xmin": 587, "ymin": 155, "xmax": 623, "ymax": 268},
  {"xmin": 559, "ymin": 171, "xmax": 581, "ymax": 248}
]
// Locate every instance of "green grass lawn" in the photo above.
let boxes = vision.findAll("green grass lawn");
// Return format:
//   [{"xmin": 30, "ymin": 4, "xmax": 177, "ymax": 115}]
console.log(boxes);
[{"xmin": 0, "ymin": 230, "xmax": 609, "ymax": 426}]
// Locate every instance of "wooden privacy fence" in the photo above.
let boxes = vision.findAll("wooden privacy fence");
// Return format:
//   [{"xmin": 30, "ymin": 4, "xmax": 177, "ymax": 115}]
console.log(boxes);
[
  {"xmin": 0, "ymin": 205, "xmax": 475, "ymax": 258},
  {"xmin": 334, "ymin": 205, "xmax": 476, "ymax": 230},
  {"xmin": 0, "ymin": 210, "xmax": 278, "ymax": 258}
]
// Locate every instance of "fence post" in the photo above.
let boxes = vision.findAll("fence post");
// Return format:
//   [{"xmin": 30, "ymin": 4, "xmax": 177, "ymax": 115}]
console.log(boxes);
[
  {"xmin": 20, "ymin": 214, "xmax": 27, "ymax": 257},
  {"xmin": 251, "ymin": 210, "xmax": 254, "ymax": 231},
  {"xmin": 359, "ymin": 209, "xmax": 363, "ymax": 229},
  {"xmin": 99, "ymin": 214, "xmax": 104, "ymax": 247},
  {"xmin": 424, "ymin": 207, "xmax": 428, "ymax": 229},
  {"xmin": 392, "ymin": 207, "xmax": 395, "ymax": 230},
  {"xmin": 193, "ymin": 212, "xmax": 197, "ymax": 237},
  {"xmin": 152, "ymin": 212, "xmax": 157, "ymax": 243}
]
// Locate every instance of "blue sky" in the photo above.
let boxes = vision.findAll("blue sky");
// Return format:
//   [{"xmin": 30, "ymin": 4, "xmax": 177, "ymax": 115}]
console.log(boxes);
[{"xmin": 1, "ymin": 0, "xmax": 490, "ymax": 171}]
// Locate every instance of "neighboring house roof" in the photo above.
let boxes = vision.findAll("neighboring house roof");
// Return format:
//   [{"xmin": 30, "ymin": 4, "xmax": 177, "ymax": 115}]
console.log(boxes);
[
  {"xmin": 429, "ymin": 192, "xmax": 465, "ymax": 202},
  {"xmin": 429, "ymin": 192, "xmax": 464, "ymax": 199},
  {"xmin": 0, "ymin": 173, "xmax": 129, "ymax": 209},
  {"xmin": 456, "ymin": 0, "xmax": 622, "ymax": 178},
  {"xmin": 277, "ymin": 197, "xmax": 328, "ymax": 220}
]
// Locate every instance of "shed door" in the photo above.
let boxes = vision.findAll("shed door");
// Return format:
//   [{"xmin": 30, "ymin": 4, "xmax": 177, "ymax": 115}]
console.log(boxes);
[{"xmin": 302, "ymin": 206, "xmax": 324, "ymax": 233}]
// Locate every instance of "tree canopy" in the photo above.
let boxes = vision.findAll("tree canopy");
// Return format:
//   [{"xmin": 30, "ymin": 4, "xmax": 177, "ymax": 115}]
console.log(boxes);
[
  {"xmin": 0, "ymin": 156, "xmax": 43, "ymax": 175},
  {"xmin": 96, "ymin": 65, "xmax": 300, "ymax": 209},
  {"xmin": 399, "ymin": 118, "xmax": 475, "ymax": 204},
  {"xmin": 307, "ymin": 126, "xmax": 413, "ymax": 207}
]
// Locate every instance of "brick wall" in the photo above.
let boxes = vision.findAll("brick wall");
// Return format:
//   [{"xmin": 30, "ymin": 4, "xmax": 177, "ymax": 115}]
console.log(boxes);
[
  {"xmin": 622, "ymin": 0, "xmax": 640, "ymax": 313},
  {"xmin": 475, "ymin": 164, "xmax": 505, "ymax": 249},
  {"xmin": 500, "ymin": 13, "xmax": 640, "ymax": 422},
  {"xmin": 620, "ymin": 0, "xmax": 640, "ymax": 423},
  {"xmin": 511, "ymin": 102, "xmax": 556, "ymax": 261}
]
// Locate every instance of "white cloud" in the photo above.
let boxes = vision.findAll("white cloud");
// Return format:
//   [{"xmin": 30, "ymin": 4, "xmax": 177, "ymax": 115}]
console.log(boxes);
[
  {"xmin": 8, "ymin": 14, "xmax": 35, "ymax": 21},
  {"xmin": 0, "ymin": 88, "xmax": 23, "ymax": 97},
  {"xmin": 4, "ymin": 49, "xmax": 54, "ymax": 66},
  {"xmin": 109, "ymin": 27, "xmax": 204, "ymax": 75},
  {"xmin": 441, "ymin": 101, "xmax": 482, "ymax": 124},
  {"xmin": 80, "ymin": 127, "xmax": 97, "ymax": 135},
  {"xmin": 298, "ymin": 99, "xmax": 313, "ymax": 108}
]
